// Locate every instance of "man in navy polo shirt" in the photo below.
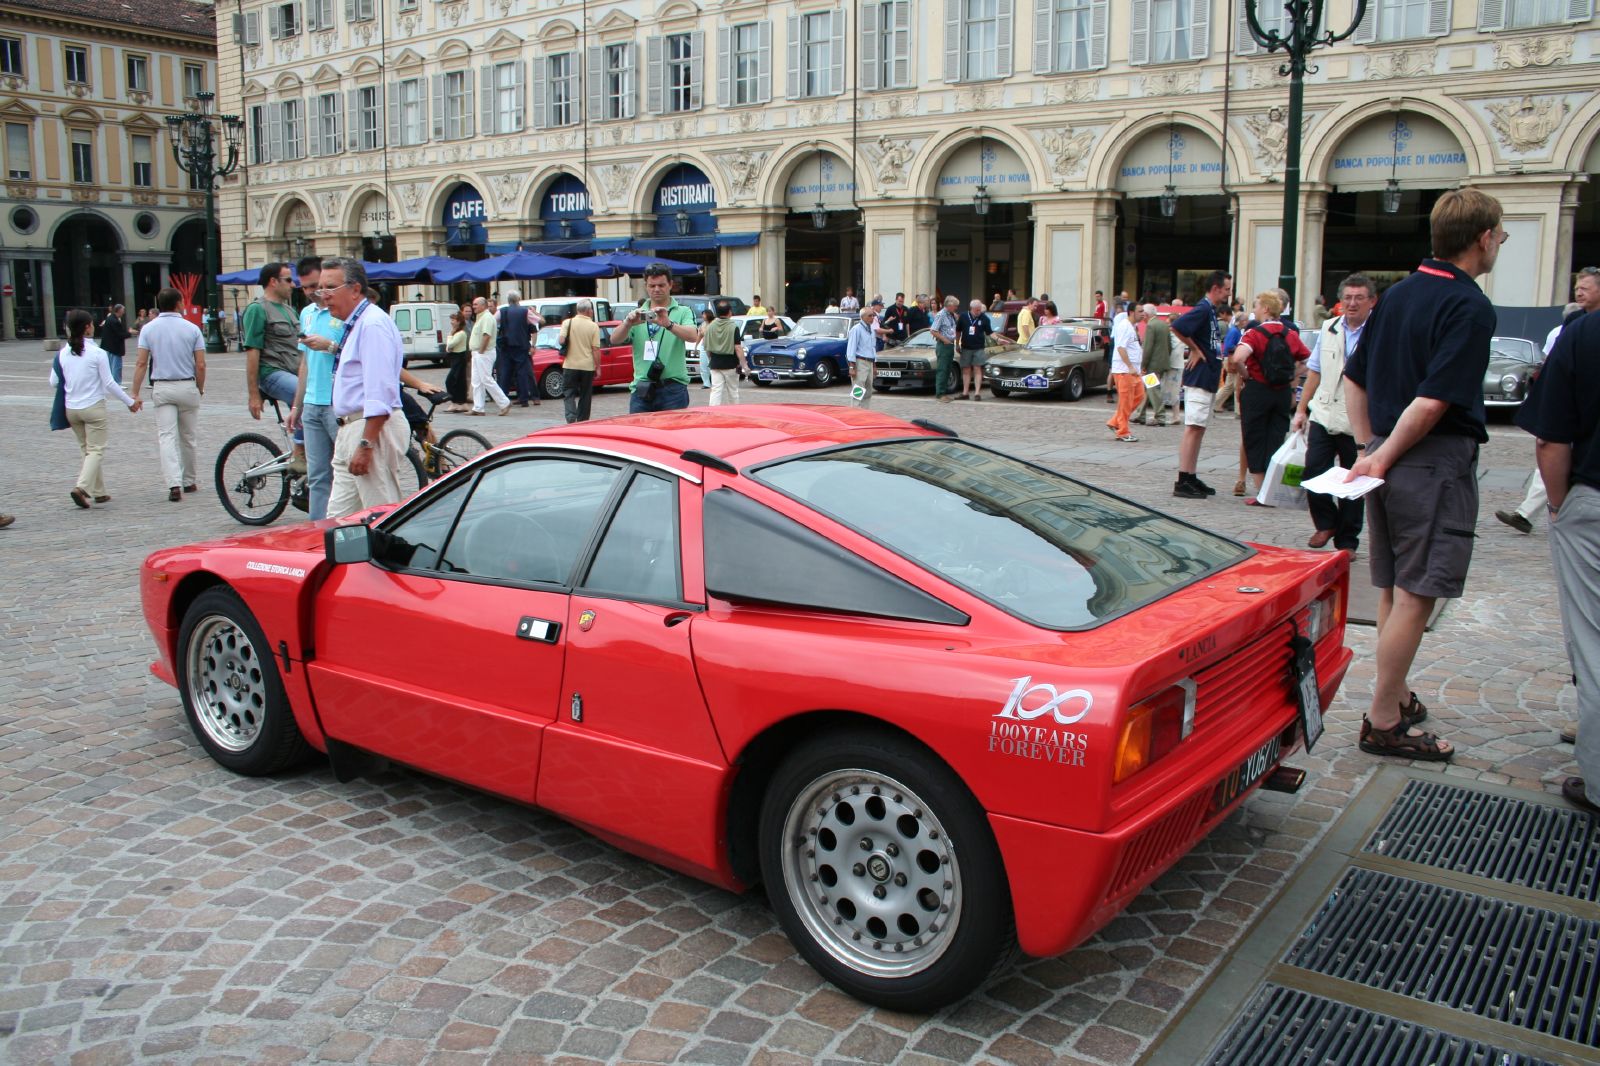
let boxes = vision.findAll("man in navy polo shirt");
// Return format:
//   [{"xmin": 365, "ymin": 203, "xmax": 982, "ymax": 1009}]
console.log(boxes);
[
  {"xmin": 1171, "ymin": 270, "xmax": 1234, "ymax": 498},
  {"xmin": 1344, "ymin": 188, "xmax": 1505, "ymax": 763},
  {"xmin": 1515, "ymin": 307, "xmax": 1600, "ymax": 813}
]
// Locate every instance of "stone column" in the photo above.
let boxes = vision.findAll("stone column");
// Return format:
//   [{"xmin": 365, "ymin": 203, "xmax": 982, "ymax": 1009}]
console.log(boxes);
[
  {"xmin": 1297, "ymin": 185, "xmax": 1329, "ymax": 311},
  {"xmin": 0, "ymin": 258, "xmax": 12, "ymax": 341},
  {"xmin": 1468, "ymin": 174, "xmax": 1568, "ymax": 305},
  {"xmin": 1233, "ymin": 187, "xmax": 1288, "ymax": 304},
  {"xmin": 861, "ymin": 199, "xmax": 938, "ymax": 302},
  {"xmin": 1089, "ymin": 195, "xmax": 1119, "ymax": 312},
  {"xmin": 1554, "ymin": 179, "xmax": 1582, "ymax": 296},
  {"xmin": 713, "ymin": 206, "xmax": 785, "ymax": 307},
  {"xmin": 41, "ymin": 259, "xmax": 56, "ymax": 338},
  {"xmin": 120, "ymin": 259, "xmax": 136, "ymax": 309},
  {"xmin": 1031, "ymin": 192, "xmax": 1102, "ymax": 316}
]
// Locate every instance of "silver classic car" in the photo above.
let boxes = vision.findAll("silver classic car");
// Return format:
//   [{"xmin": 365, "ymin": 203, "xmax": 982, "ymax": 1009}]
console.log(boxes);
[
  {"xmin": 872, "ymin": 328, "xmax": 1018, "ymax": 392},
  {"xmin": 983, "ymin": 322, "xmax": 1112, "ymax": 400},
  {"xmin": 1482, "ymin": 335, "xmax": 1544, "ymax": 408}
]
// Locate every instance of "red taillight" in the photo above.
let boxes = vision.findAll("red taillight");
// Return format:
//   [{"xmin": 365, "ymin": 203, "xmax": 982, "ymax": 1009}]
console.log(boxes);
[
  {"xmin": 1113, "ymin": 680, "xmax": 1196, "ymax": 783},
  {"xmin": 1308, "ymin": 589, "xmax": 1342, "ymax": 644},
  {"xmin": 436, "ymin": 329, "xmax": 444, "ymax": 344}
]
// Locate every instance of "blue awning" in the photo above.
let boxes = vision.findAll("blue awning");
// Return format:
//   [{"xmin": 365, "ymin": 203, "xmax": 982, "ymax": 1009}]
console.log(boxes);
[
  {"xmin": 483, "ymin": 240, "xmax": 595, "ymax": 256},
  {"xmin": 626, "ymin": 232, "xmax": 760, "ymax": 253}
]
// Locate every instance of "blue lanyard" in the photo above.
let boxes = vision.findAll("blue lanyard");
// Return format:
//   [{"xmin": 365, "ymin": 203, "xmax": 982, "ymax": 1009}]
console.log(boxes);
[{"xmin": 332, "ymin": 300, "xmax": 371, "ymax": 370}]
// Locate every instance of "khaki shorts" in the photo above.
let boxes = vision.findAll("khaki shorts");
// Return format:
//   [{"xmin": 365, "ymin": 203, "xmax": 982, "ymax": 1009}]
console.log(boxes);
[
  {"xmin": 1182, "ymin": 386, "xmax": 1214, "ymax": 427},
  {"xmin": 1366, "ymin": 434, "xmax": 1479, "ymax": 599}
]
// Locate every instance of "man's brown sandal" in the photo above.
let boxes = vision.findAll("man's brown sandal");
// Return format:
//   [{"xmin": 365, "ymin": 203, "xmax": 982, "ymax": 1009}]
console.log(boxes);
[
  {"xmin": 1359, "ymin": 717, "xmax": 1452, "ymax": 761},
  {"xmin": 1401, "ymin": 692, "xmax": 1428, "ymax": 728}
]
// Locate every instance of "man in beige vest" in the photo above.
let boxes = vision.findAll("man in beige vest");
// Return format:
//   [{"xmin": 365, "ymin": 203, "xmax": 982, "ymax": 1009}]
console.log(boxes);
[
  {"xmin": 558, "ymin": 299, "xmax": 601, "ymax": 423},
  {"xmin": 1293, "ymin": 273, "xmax": 1375, "ymax": 551}
]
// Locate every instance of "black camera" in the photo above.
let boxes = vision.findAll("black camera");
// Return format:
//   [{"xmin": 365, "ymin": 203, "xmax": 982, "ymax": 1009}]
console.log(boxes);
[{"xmin": 646, "ymin": 358, "xmax": 666, "ymax": 383}]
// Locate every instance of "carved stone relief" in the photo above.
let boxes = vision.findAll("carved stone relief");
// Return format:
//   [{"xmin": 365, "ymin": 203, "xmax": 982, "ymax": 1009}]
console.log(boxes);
[
  {"xmin": 958, "ymin": 84, "xmax": 1000, "ymax": 111},
  {"xmin": 601, "ymin": 163, "xmax": 637, "ymax": 203},
  {"xmin": 1043, "ymin": 80, "xmax": 1095, "ymax": 106},
  {"xmin": 1486, "ymin": 95, "xmax": 1570, "ymax": 153},
  {"xmin": 317, "ymin": 188, "xmax": 343, "ymax": 223},
  {"xmin": 715, "ymin": 149, "xmax": 768, "ymax": 200},
  {"xmin": 488, "ymin": 172, "xmax": 524, "ymax": 212},
  {"xmin": 1244, "ymin": 107, "xmax": 1289, "ymax": 172},
  {"xmin": 1141, "ymin": 71, "xmax": 1200, "ymax": 97},
  {"xmin": 1037, "ymin": 127, "xmax": 1095, "ymax": 186},
  {"xmin": 730, "ymin": 110, "xmax": 763, "ymax": 134},
  {"xmin": 1494, "ymin": 35, "xmax": 1571, "ymax": 69},
  {"xmin": 396, "ymin": 182, "xmax": 423, "ymax": 217},
  {"xmin": 867, "ymin": 135, "xmax": 915, "ymax": 193},
  {"xmin": 1365, "ymin": 48, "xmax": 1435, "ymax": 80},
  {"xmin": 251, "ymin": 196, "xmax": 272, "ymax": 231}
]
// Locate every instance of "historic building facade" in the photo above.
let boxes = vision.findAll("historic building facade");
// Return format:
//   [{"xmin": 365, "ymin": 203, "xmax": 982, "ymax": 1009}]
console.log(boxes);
[
  {"xmin": 0, "ymin": 0, "xmax": 219, "ymax": 338},
  {"xmin": 219, "ymin": 0, "xmax": 1599, "ymax": 313}
]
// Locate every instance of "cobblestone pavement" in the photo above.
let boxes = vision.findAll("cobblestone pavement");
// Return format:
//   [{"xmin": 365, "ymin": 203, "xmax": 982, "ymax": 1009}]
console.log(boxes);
[{"xmin": 0, "ymin": 338, "xmax": 1581, "ymax": 1065}]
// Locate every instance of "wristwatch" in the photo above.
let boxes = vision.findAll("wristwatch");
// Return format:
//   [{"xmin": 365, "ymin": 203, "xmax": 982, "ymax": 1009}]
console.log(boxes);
[{"xmin": 357, "ymin": 439, "xmax": 374, "ymax": 450}]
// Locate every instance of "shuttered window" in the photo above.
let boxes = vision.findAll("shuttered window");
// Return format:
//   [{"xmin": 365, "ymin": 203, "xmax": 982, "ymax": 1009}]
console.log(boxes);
[
  {"xmin": 1485, "ymin": 0, "xmax": 1594, "ymax": 28},
  {"xmin": 860, "ymin": 1, "xmax": 912, "ymax": 90},
  {"xmin": 349, "ymin": 86, "xmax": 380, "ymax": 150},
  {"xmin": 482, "ymin": 61, "xmax": 523, "ymax": 134},
  {"xmin": 5, "ymin": 123, "xmax": 31, "ymax": 180},
  {"xmin": 70, "ymin": 129, "xmax": 93, "ymax": 183},
  {"xmin": 1235, "ymin": 2, "xmax": 1287, "ymax": 54},
  {"xmin": 249, "ymin": 105, "xmax": 268, "ymax": 164},
  {"xmin": 787, "ymin": 9, "xmax": 845, "ymax": 98},
  {"xmin": 309, "ymin": 91, "xmax": 341, "ymax": 154},
  {"xmin": 546, "ymin": 52, "xmax": 578, "ymax": 127},
  {"xmin": 591, "ymin": 43, "xmax": 635, "ymax": 121},
  {"xmin": 731, "ymin": 23, "xmax": 766, "ymax": 105},
  {"xmin": 343, "ymin": 0, "xmax": 375, "ymax": 21},
  {"xmin": 1354, "ymin": 0, "xmax": 1450, "ymax": 41},
  {"xmin": 63, "ymin": 46, "xmax": 89, "ymax": 85},
  {"xmin": 126, "ymin": 54, "xmax": 149, "ymax": 94},
  {"xmin": 131, "ymin": 134, "xmax": 152, "ymax": 187},
  {"xmin": 281, "ymin": 99, "xmax": 304, "ymax": 159},
  {"xmin": 397, "ymin": 78, "xmax": 425, "ymax": 145},
  {"xmin": 944, "ymin": 0, "xmax": 1012, "ymax": 81},
  {"xmin": 1033, "ymin": 0, "xmax": 1105, "ymax": 73},
  {"xmin": 438, "ymin": 71, "xmax": 472, "ymax": 139}
]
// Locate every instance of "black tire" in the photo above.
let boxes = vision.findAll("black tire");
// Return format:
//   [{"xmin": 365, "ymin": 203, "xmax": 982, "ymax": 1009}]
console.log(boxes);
[
  {"xmin": 812, "ymin": 360, "xmax": 837, "ymax": 387},
  {"xmin": 758, "ymin": 729, "xmax": 1015, "ymax": 1012},
  {"xmin": 215, "ymin": 432, "xmax": 290, "ymax": 526},
  {"xmin": 753, "ymin": 376, "xmax": 773, "ymax": 387},
  {"xmin": 990, "ymin": 385, "xmax": 1011, "ymax": 398},
  {"xmin": 176, "ymin": 587, "xmax": 312, "ymax": 776},
  {"xmin": 873, "ymin": 383, "xmax": 893, "ymax": 393},
  {"xmin": 1065, "ymin": 368, "xmax": 1086, "ymax": 402},
  {"xmin": 540, "ymin": 365, "xmax": 566, "ymax": 400},
  {"xmin": 434, "ymin": 429, "xmax": 493, "ymax": 476}
]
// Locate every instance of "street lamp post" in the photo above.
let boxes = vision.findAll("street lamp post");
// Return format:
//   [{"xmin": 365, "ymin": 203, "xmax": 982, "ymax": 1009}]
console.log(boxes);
[
  {"xmin": 1244, "ymin": 0, "xmax": 1367, "ymax": 303},
  {"xmin": 166, "ymin": 90, "xmax": 242, "ymax": 354}
]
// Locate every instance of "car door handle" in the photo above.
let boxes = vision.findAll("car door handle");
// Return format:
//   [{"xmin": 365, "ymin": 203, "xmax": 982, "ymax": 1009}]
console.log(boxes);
[
  {"xmin": 516, "ymin": 617, "xmax": 561, "ymax": 643},
  {"xmin": 663, "ymin": 612, "xmax": 693, "ymax": 628}
]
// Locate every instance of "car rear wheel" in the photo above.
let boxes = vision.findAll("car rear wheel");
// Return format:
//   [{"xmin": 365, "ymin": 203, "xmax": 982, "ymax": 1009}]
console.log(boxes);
[
  {"xmin": 177, "ymin": 587, "xmax": 311, "ymax": 776},
  {"xmin": 540, "ymin": 366, "xmax": 567, "ymax": 400},
  {"xmin": 758, "ymin": 730, "xmax": 1014, "ymax": 1012},
  {"xmin": 1065, "ymin": 368, "xmax": 1086, "ymax": 402}
]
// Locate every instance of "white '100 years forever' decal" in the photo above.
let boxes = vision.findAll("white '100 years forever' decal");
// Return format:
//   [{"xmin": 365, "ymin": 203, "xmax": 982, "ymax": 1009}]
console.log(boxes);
[{"xmin": 989, "ymin": 676, "xmax": 1091, "ymax": 768}]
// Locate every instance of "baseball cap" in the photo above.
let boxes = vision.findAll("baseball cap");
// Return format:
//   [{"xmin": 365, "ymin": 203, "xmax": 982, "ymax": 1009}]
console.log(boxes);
[{"xmin": 870, "ymin": 297, "xmax": 884, "ymax": 306}]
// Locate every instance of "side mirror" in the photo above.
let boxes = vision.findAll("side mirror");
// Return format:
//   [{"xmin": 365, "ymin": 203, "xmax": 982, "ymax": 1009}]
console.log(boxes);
[{"xmin": 325, "ymin": 523, "xmax": 373, "ymax": 565}]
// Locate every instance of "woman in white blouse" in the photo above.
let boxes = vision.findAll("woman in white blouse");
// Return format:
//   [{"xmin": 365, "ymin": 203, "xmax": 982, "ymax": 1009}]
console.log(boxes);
[{"xmin": 50, "ymin": 308, "xmax": 141, "ymax": 508}]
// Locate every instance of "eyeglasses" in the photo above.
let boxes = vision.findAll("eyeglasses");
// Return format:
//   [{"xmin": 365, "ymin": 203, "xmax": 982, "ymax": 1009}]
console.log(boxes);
[
  {"xmin": 315, "ymin": 281, "xmax": 353, "ymax": 297},
  {"xmin": 276, "ymin": 274, "xmax": 293, "ymax": 282}
]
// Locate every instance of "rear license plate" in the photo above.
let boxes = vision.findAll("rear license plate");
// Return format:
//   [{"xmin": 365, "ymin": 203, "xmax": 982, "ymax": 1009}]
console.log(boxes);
[
  {"xmin": 1210, "ymin": 735, "xmax": 1281, "ymax": 816},
  {"xmin": 758, "ymin": 369, "xmax": 777, "ymax": 381},
  {"xmin": 878, "ymin": 370, "xmax": 901, "ymax": 378},
  {"xmin": 1293, "ymin": 639, "xmax": 1324, "ymax": 752}
]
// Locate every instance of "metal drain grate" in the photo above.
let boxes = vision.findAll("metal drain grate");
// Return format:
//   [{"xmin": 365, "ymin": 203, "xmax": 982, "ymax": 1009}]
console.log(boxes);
[
  {"xmin": 1287, "ymin": 868, "xmax": 1600, "ymax": 1047},
  {"xmin": 1364, "ymin": 780, "xmax": 1600, "ymax": 901},
  {"xmin": 1201, "ymin": 983, "xmax": 1558, "ymax": 1066}
]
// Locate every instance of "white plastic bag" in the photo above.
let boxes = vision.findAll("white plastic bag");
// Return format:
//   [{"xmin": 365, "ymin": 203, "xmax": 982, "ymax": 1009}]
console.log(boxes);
[{"xmin": 1256, "ymin": 430, "xmax": 1308, "ymax": 508}]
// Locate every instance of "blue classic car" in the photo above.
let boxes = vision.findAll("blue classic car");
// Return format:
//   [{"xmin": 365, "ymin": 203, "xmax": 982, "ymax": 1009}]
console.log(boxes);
[{"xmin": 747, "ymin": 314, "xmax": 854, "ymax": 387}]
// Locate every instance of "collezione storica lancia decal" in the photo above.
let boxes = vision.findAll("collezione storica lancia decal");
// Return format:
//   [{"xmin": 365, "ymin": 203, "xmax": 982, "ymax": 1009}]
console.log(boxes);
[
  {"xmin": 245, "ymin": 561, "xmax": 307, "ymax": 578},
  {"xmin": 990, "ymin": 676, "xmax": 1091, "ymax": 768}
]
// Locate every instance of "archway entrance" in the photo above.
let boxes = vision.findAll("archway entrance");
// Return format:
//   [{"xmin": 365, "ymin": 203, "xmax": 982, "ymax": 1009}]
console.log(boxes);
[
  {"xmin": 52, "ymin": 214, "xmax": 122, "ymax": 331},
  {"xmin": 1574, "ymin": 137, "xmax": 1600, "ymax": 283},
  {"xmin": 643, "ymin": 163, "xmax": 718, "ymax": 295},
  {"xmin": 784, "ymin": 152, "xmax": 862, "ymax": 316},
  {"xmin": 934, "ymin": 141, "xmax": 1033, "ymax": 303},
  {"xmin": 1319, "ymin": 112, "xmax": 1468, "ymax": 296},
  {"xmin": 354, "ymin": 192, "xmax": 397, "ymax": 263},
  {"xmin": 1114, "ymin": 126, "xmax": 1229, "ymax": 303}
]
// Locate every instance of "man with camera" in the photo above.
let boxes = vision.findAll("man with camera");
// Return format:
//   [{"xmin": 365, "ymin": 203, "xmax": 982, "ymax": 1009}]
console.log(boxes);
[{"xmin": 610, "ymin": 263, "xmax": 698, "ymax": 413}]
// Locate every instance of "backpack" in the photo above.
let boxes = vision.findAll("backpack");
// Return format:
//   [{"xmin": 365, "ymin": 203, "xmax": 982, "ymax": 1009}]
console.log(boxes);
[{"xmin": 1259, "ymin": 325, "xmax": 1295, "ymax": 387}]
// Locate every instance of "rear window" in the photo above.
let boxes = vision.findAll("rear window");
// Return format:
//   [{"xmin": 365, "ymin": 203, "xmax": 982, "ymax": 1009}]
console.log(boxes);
[
  {"xmin": 416, "ymin": 309, "xmax": 433, "ymax": 331},
  {"xmin": 754, "ymin": 439, "xmax": 1249, "ymax": 629},
  {"xmin": 393, "ymin": 309, "xmax": 411, "ymax": 330}
]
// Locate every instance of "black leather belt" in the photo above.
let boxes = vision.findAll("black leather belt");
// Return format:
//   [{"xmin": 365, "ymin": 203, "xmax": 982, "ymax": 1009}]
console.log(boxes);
[{"xmin": 151, "ymin": 377, "xmax": 195, "ymax": 382}]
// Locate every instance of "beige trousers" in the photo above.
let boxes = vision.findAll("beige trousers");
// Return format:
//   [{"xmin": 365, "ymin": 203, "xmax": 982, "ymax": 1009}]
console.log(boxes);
[
  {"xmin": 152, "ymin": 379, "xmax": 201, "ymax": 490},
  {"xmin": 327, "ymin": 411, "xmax": 411, "ymax": 519},
  {"xmin": 67, "ymin": 401, "xmax": 108, "ymax": 497}
]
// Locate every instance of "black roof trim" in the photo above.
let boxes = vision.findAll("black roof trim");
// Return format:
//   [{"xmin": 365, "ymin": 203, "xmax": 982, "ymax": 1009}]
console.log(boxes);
[
  {"xmin": 680, "ymin": 449, "xmax": 738, "ymax": 476},
  {"xmin": 910, "ymin": 418, "xmax": 958, "ymax": 438}
]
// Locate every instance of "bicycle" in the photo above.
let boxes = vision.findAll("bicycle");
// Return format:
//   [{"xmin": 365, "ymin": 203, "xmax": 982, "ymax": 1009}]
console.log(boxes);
[{"xmin": 214, "ymin": 391, "xmax": 491, "ymax": 526}]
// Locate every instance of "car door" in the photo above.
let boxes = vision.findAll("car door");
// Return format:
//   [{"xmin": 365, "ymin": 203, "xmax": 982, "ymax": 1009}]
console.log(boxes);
[
  {"xmin": 309, "ymin": 454, "xmax": 626, "ymax": 803},
  {"xmin": 393, "ymin": 307, "xmax": 415, "ymax": 359},
  {"xmin": 536, "ymin": 470, "xmax": 728, "ymax": 879},
  {"xmin": 599, "ymin": 334, "xmax": 634, "ymax": 387}
]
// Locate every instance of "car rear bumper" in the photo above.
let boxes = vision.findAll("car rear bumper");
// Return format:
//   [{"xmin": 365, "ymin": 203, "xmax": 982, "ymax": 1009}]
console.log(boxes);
[{"xmin": 994, "ymin": 641, "xmax": 1351, "ymax": 958}]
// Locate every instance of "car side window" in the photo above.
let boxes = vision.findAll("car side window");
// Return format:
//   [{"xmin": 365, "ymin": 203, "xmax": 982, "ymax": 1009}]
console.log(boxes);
[
  {"xmin": 416, "ymin": 309, "xmax": 433, "ymax": 331},
  {"xmin": 393, "ymin": 309, "xmax": 411, "ymax": 331},
  {"xmin": 435, "ymin": 458, "xmax": 621, "ymax": 585},
  {"xmin": 581, "ymin": 473, "xmax": 680, "ymax": 603},
  {"xmin": 379, "ymin": 480, "xmax": 473, "ymax": 571}
]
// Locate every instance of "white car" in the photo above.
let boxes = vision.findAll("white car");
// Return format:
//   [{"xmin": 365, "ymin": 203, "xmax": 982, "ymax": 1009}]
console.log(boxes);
[{"xmin": 687, "ymin": 315, "xmax": 795, "ymax": 378}]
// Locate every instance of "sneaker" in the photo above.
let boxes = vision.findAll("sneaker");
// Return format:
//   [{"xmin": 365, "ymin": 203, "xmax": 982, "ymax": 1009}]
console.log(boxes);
[
  {"xmin": 287, "ymin": 454, "xmax": 308, "ymax": 477},
  {"xmin": 1173, "ymin": 477, "xmax": 1207, "ymax": 499},
  {"xmin": 1495, "ymin": 509, "xmax": 1533, "ymax": 535},
  {"xmin": 468, "ymin": 409, "xmax": 486, "ymax": 416},
  {"xmin": 1116, "ymin": 434, "xmax": 1139, "ymax": 443},
  {"xmin": 1192, "ymin": 476, "xmax": 1218, "ymax": 496},
  {"xmin": 498, "ymin": 404, "xmax": 511, "ymax": 416}
]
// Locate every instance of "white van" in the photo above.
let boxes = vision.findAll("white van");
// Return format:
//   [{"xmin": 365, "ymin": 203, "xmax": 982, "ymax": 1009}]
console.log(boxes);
[{"xmin": 390, "ymin": 302, "xmax": 459, "ymax": 366}]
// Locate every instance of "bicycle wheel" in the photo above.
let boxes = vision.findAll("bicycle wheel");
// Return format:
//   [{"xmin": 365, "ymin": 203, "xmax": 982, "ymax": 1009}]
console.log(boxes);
[
  {"xmin": 402, "ymin": 447, "xmax": 428, "ymax": 494},
  {"xmin": 433, "ymin": 429, "xmax": 493, "ymax": 476},
  {"xmin": 215, "ymin": 432, "xmax": 290, "ymax": 526}
]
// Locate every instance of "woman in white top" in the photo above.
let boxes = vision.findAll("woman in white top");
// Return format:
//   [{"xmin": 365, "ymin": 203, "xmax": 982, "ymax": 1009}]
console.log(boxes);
[{"xmin": 50, "ymin": 308, "xmax": 141, "ymax": 508}]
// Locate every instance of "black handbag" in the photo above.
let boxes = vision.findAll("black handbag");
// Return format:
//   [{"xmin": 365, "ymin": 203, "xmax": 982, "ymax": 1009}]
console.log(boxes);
[{"xmin": 49, "ymin": 354, "xmax": 70, "ymax": 431}]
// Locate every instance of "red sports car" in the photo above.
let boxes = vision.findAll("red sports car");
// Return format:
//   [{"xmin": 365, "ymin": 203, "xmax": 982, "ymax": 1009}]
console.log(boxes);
[
  {"xmin": 531, "ymin": 322, "xmax": 635, "ymax": 400},
  {"xmin": 140, "ymin": 406, "xmax": 1350, "ymax": 1010}
]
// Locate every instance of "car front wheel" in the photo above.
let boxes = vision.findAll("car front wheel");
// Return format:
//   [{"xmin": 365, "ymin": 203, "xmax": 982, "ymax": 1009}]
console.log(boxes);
[
  {"xmin": 812, "ymin": 360, "xmax": 838, "ymax": 387},
  {"xmin": 1064, "ymin": 368, "xmax": 1086, "ymax": 402},
  {"xmin": 758, "ymin": 730, "xmax": 1014, "ymax": 1012},
  {"xmin": 177, "ymin": 587, "xmax": 312, "ymax": 775}
]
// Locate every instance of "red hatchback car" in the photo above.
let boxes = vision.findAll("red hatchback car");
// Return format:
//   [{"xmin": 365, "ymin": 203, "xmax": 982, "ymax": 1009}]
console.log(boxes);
[
  {"xmin": 530, "ymin": 321, "xmax": 635, "ymax": 400},
  {"xmin": 140, "ymin": 406, "xmax": 1350, "ymax": 1010}
]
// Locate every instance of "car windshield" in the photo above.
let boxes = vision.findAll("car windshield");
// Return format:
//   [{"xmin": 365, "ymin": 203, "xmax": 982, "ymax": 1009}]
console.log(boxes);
[
  {"xmin": 1491, "ymin": 338, "xmax": 1540, "ymax": 364},
  {"xmin": 756, "ymin": 439, "xmax": 1249, "ymax": 629},
  {"xmin": 1027, "ymin": 325, "xmax": 1093, "ymax": 351},
  {"xmin": 791, "ymin": 316, "xmax": 849, "ymax": 339},
  {"xmin": 903, "ymin": 330, "xmax": 935, "ymax": 348}
]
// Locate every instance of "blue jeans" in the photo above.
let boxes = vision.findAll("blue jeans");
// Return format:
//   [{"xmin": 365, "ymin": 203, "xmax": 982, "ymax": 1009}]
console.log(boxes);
[
  {"xmin": 107, "ymin": 353, "xmax": 123, "ymax": 384},
  {"xmin": 259, "ymin": 369, "xmax": 304, "ymax": 445},
  {"xmin": 301, "ymin": 402, "xmax": 339, "ymax": 520},
  {"xmin": 629, "ymin": 379, "xmax": 690, "ymax": 413}
]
